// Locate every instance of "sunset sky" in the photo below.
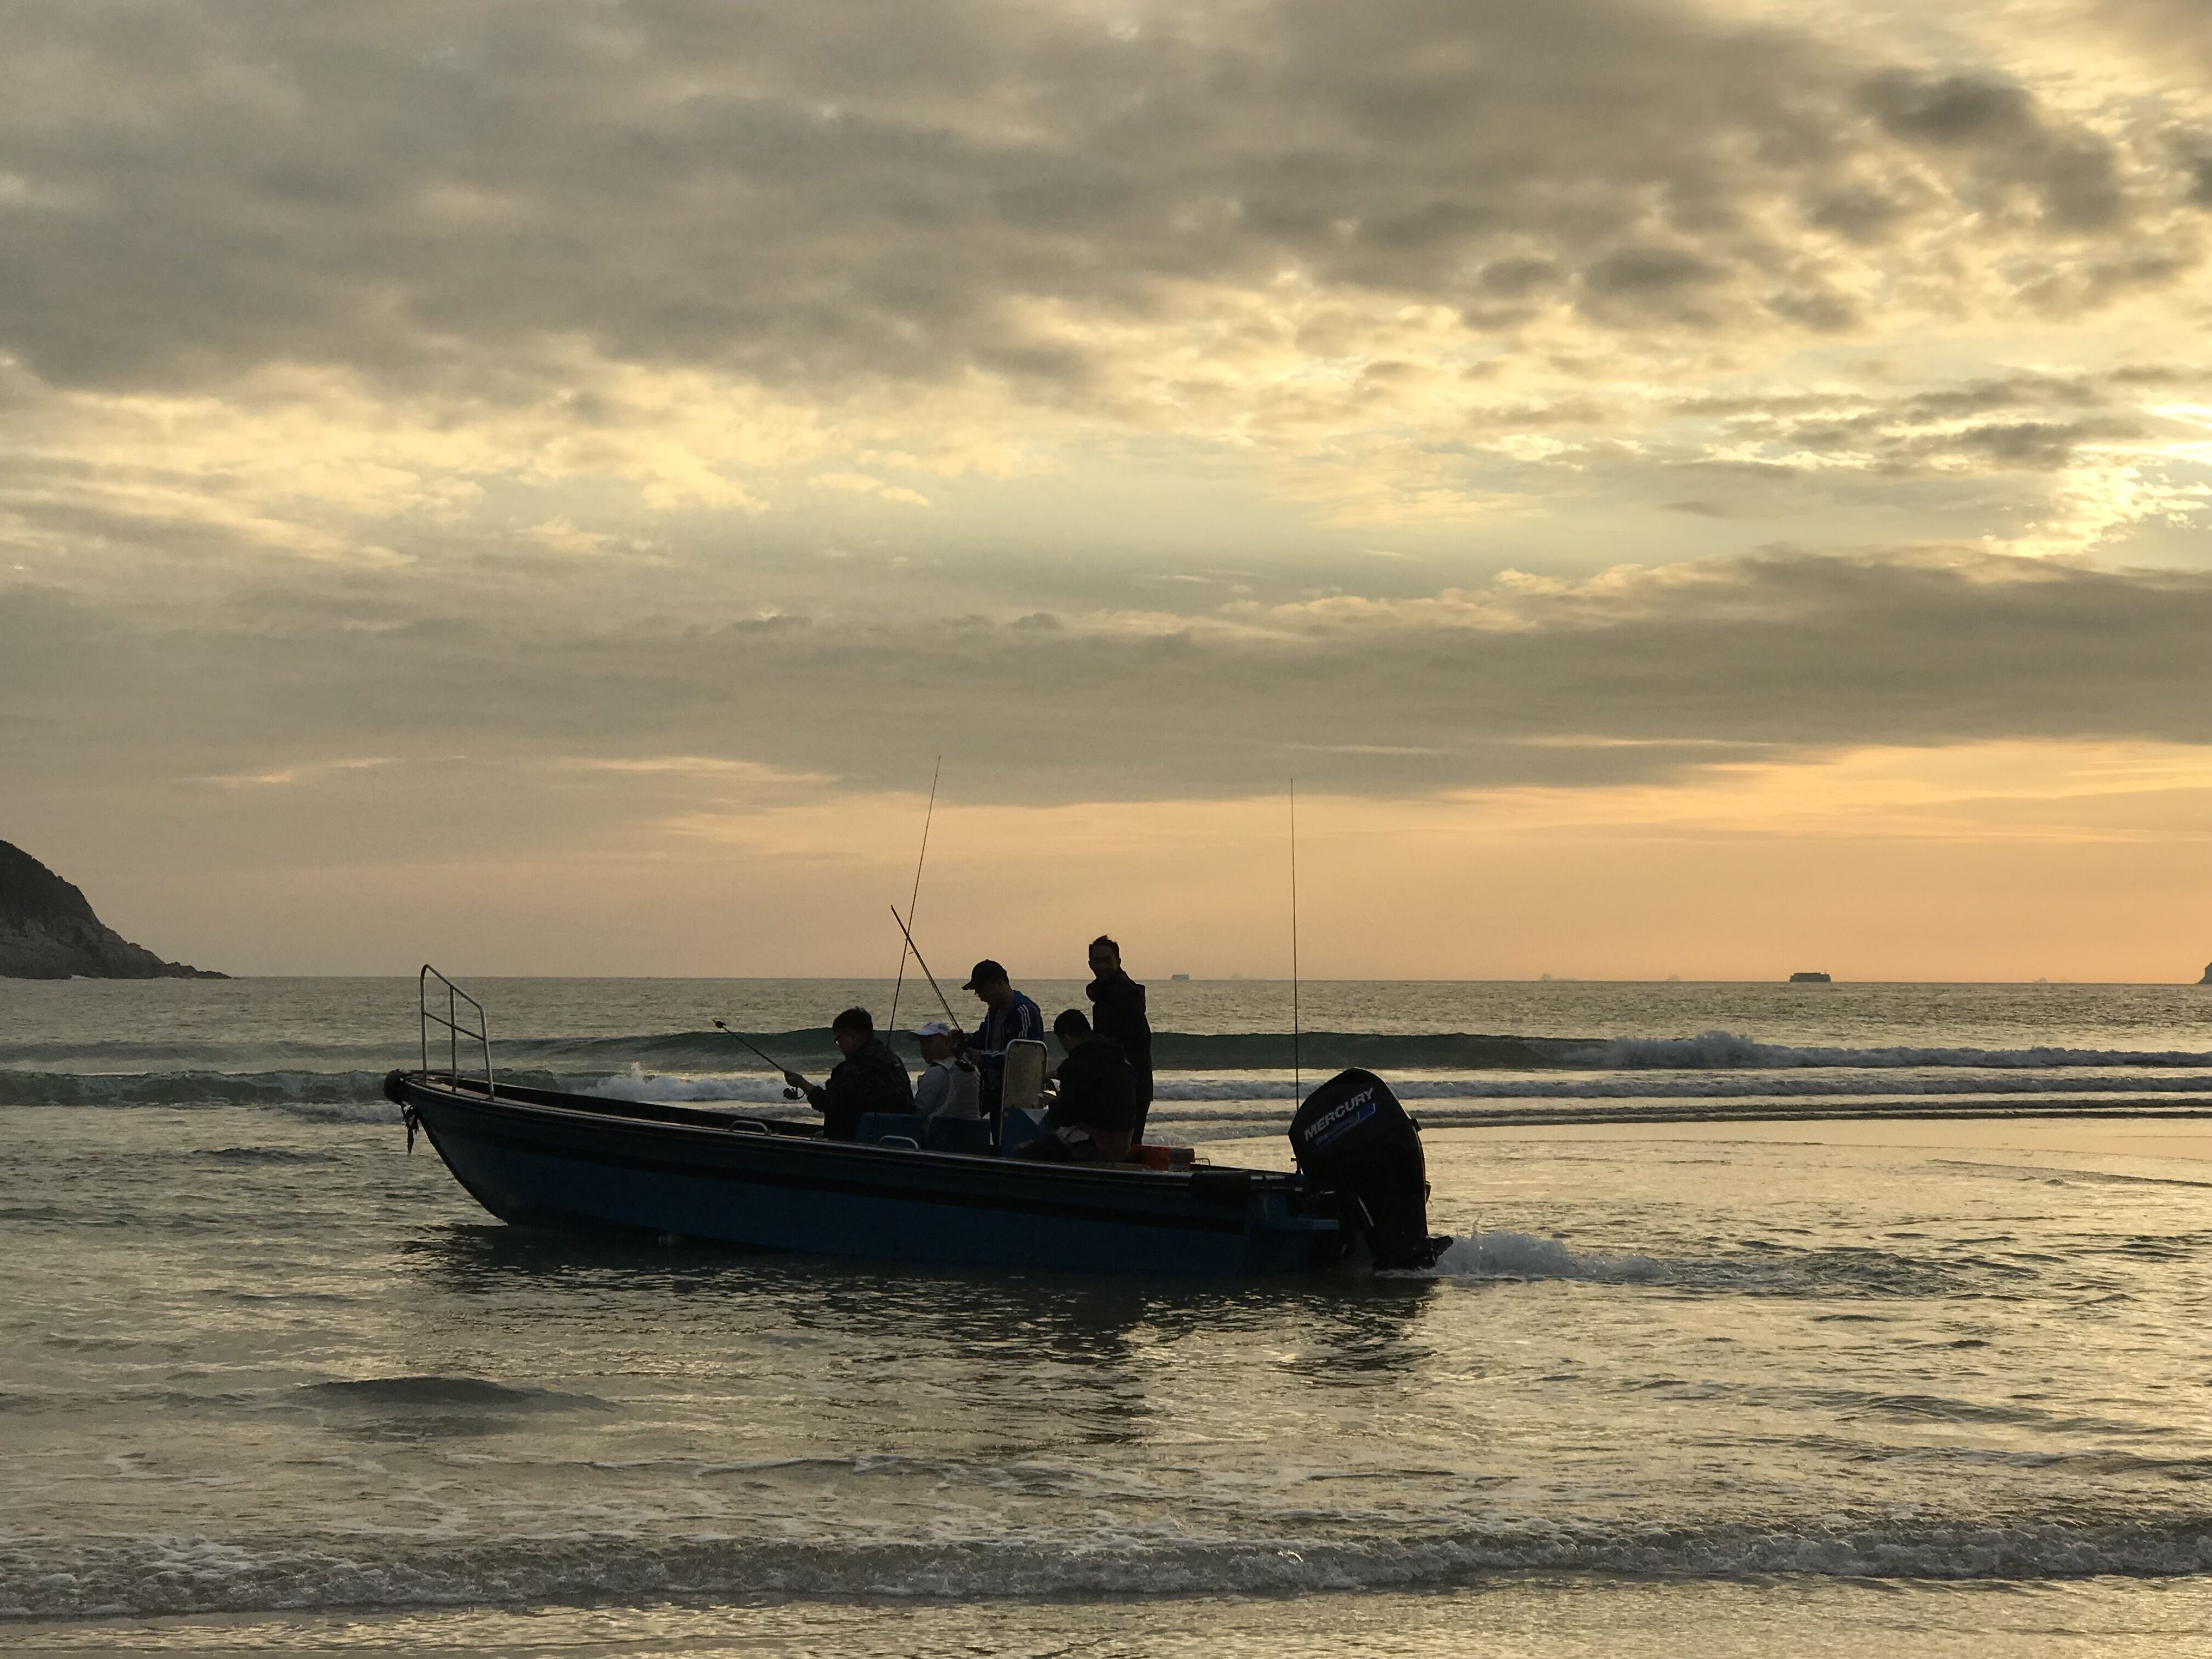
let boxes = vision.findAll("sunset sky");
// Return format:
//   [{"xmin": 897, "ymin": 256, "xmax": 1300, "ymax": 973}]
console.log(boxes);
[{"xmin": 4, "ymin": 0, "xmax": 2210, "ymax": 980}]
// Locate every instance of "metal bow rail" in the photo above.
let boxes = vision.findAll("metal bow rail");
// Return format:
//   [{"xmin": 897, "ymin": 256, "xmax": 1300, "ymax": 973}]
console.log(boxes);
[{"xmin": 419, "ymin": 964, "xmax": 495, "ymax": 1099}]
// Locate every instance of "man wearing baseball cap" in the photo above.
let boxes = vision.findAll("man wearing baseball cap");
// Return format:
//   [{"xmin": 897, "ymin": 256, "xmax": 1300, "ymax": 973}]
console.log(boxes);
[
  {"xmin": 911, "ymin": 1020, "xmax": 980, "ymax": 1121},
  {"xmin": 962, "ymin": 958, "xmax": 1044, "ymax": 1122}
]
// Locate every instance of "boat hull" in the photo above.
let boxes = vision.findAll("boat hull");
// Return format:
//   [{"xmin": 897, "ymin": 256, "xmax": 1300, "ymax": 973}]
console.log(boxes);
[{"xmin": 390, "ymin": 1072, "xmax": 1339, "ymax": 1276}]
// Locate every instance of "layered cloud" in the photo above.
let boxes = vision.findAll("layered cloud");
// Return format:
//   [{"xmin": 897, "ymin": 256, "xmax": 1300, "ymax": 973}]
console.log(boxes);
[
  {"xmin": 4, "ymin": 0, "xmax": 2211, "ymax": 541},
  {"xmin": 9, "ymin": 546, "xmax": 2209, "ymax": 811},
  {"xmin": 5, "ymin": 0, "xmax": 2204, "ymax": 390}
]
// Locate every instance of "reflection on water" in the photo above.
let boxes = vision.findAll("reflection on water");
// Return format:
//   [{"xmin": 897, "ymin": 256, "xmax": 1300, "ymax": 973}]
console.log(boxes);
[{"xmin": 397, "ymin": 1220, "xmax": 1442, "ymax": 1436}]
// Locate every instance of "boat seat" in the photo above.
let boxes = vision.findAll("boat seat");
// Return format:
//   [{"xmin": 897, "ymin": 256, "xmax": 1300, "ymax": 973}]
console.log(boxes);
[
  {"xmin": 856, "ymin": 1112, "xmax": 926, "ymax": 1147},
  {"xmin": 923, "ymin": 1116, "xmax": 993, "ymax": 1155},
  {"xmin": 997, "ymin": 1107, "xmax": 1048, "ymax": 1153}
]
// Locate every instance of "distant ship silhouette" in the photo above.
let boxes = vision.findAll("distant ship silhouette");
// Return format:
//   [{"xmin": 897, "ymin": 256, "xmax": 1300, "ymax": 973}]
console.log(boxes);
[{"xmin": 1788, "ymin": 970, "xmax": 1832, "ymax": 984}]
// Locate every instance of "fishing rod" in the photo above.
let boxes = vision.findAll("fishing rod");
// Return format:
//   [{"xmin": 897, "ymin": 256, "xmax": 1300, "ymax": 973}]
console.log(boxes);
[
  {"xmin": 1290, "ymin": 777, "xmax": 1302, "ymax": 1102},
  {"xmin": 888, "ymin": 904, "xmax": 962, "ymax": 1030},
  {"xmin": 886, "ymin": 756, "xmax": 943, "ymax": 1035},
  {"xmin": 710, "ymin": 1018, "xmax": 799, "ymax": 1077}
]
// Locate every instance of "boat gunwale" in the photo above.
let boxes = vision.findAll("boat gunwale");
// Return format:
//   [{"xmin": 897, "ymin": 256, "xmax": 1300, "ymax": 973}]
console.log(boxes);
[{"xmin": 393, "ymin": 1069, "xmax": 1301, "ymax": 1194}]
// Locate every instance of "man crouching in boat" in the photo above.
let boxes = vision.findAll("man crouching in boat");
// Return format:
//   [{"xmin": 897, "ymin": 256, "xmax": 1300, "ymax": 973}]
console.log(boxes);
[
  {"xmin": 782, "ymin": 1008, "xmax": 913, "ymax": 1141},
  {"xmin": 1017, "ymin": 1009, "xmax": 1138, "ymax": 1163}
]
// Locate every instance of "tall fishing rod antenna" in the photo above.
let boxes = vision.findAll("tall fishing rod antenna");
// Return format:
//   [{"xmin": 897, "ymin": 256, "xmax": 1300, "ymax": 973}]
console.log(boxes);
[
  {"xmin": 886, "ymin": 756, "xmax": 943, "ymax": 1036},
  {"xmin": 889, "ymin": 904, "xmax": 962, "ymax": 1030},
  {"xmin": 1290, "ymin": 778, "xmax": 1302, "ymax": 1103}
]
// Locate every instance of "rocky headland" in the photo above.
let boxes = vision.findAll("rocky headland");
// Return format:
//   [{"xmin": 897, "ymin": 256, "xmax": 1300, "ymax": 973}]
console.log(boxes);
[{"xmin": 0, "ymin": 840, "xmax": 225, "ymax": 979}]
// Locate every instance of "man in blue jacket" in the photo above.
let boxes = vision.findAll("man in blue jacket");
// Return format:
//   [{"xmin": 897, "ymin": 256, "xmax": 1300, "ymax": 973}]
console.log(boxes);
[{"xmin": 960, "ymin": 958, "xmax": 1043, "ymax": 1122}]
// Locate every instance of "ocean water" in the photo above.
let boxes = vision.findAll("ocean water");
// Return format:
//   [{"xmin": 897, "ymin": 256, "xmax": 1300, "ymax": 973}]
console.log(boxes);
[{"xmin": 4, "ymin": 976, "xmax": 2212, "ymax": 1655}]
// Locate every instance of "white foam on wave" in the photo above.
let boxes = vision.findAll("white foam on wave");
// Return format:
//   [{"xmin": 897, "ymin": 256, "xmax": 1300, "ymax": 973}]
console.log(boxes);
[
  {"xmin": 585, "ymin": 1066, "xmax": 2212, "ymax": 1107},
  {"xmin": 588, "ymin": 1067, "xmax": 793, "ymax": 1104},
  {"xmin": 21, "ymin": 1029, "xmax": 2212, "ymax": 1122}
]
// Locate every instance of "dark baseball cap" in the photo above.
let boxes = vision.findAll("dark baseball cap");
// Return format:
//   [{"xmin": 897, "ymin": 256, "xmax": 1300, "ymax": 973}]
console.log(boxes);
[{"xmin": 962, "ymin": 958, "xmax": 1008, "ymax": 989}]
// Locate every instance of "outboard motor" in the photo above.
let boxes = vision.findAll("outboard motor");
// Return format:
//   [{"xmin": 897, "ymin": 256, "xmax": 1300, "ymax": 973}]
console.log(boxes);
[{"xmin": 1289, "ymin": 1068, "xmax": 1445, "ymax": 1270}]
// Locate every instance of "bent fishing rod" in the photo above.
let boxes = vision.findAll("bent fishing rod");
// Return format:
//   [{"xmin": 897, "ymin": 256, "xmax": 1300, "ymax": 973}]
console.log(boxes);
[{"xmin": 887, "ymin": 905, "xmax": 963, "ymax": 1031}]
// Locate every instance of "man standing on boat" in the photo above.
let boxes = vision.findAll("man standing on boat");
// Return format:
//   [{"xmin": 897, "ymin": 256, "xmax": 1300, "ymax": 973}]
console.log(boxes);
[
  {"xmin": 782, "ymin": 1008, "xmax": 912, "ymax": 1141},
  {"xmin": 960, "ymin": 959, "xmax": 1043, "ymax": 1122},
  {"xmin": 911, "ymin": 1019, "xmax": 981, "ymax": 1121},
  {"xmin": 1085, "ymin": 935, "xmax": 1154, "ymax": 1142}
]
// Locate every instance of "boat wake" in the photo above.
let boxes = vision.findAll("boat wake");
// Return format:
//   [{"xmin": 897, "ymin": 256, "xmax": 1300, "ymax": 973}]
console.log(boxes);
[
  {"xmin": 1401, "ymin": 1231, "xmax": 1987, "ymax": 1298},
  {"xmin": 1419, "ymin": 1229, "xmax": 1669, "ymax": 1282}
]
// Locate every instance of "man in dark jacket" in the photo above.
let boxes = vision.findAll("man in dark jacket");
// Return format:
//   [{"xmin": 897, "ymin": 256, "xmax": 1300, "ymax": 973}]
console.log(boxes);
[
  {"xmin": 1086, "ymin": 935, "xmax": 1154, "ymax": 1141},
  {"xmin": 1017, "ymin": 1008, "xmax": 1138, "ymax": 1163},
  {"xmin": 782, "ymin": 1007, "xmax": 912, "ymax": 1141}
]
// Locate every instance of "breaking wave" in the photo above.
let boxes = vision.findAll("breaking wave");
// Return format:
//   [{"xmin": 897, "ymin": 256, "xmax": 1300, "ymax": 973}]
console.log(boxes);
[
  {"xmin": 1568, "ymin": 1031, "xmax": 2212, "ymax": 1070},
  {"xmin": 7, "ymin": 1057, "xmax": 2211, "ymax": 1116},
  {"xmin": 438, "ymin": 1028, "xmax": 2212, "ymax": 1073},
  {"xmin": 8, "ymin": 1022, "xmax": 2209, "ymax": 1118},
  {"xmin": 592, "ymin": 1068, "xmax": 2212, "ymax": 1105},
  {"xmin": 12, "ymin": 1026, "xmax": 2211, "ymax": 1082},
  {"xmin": 492, "ymin": 1030, "xmax": 1596, "ymax": 1072},
  {"xmin": 9, "ymin": 1515, "xmax": 2212, "ymax": 1617}
]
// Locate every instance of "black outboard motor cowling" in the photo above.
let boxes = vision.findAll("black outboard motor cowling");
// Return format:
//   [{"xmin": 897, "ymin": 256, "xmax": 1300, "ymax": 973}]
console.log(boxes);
[{"xmin": 1289, "ymin": 1068, "xmax": 1443, "ymax": 1269}]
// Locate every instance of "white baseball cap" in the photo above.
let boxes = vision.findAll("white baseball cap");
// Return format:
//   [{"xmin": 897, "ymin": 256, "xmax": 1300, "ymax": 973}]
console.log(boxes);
[{"xmin": 911, "ymin": 1020, "xmax": 957, "ymax": 1038}]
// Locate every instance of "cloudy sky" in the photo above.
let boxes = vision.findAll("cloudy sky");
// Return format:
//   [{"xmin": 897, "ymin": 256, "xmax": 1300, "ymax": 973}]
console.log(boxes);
[{"xmin": 4, "ymin": 0, "xmax": 2210, "ymax": 979}]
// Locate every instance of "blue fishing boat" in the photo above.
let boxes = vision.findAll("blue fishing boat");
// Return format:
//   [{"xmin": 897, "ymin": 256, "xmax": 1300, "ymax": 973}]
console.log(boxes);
[{"xmin": 387, "ymin": 969, "xmax": 1444, "ymax": 1276}]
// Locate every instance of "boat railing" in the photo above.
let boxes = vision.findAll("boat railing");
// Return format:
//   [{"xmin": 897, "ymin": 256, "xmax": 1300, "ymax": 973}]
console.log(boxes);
[{"xmin": 420, "ymin": 964, "xmax": 496, "ymax": 1100}]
